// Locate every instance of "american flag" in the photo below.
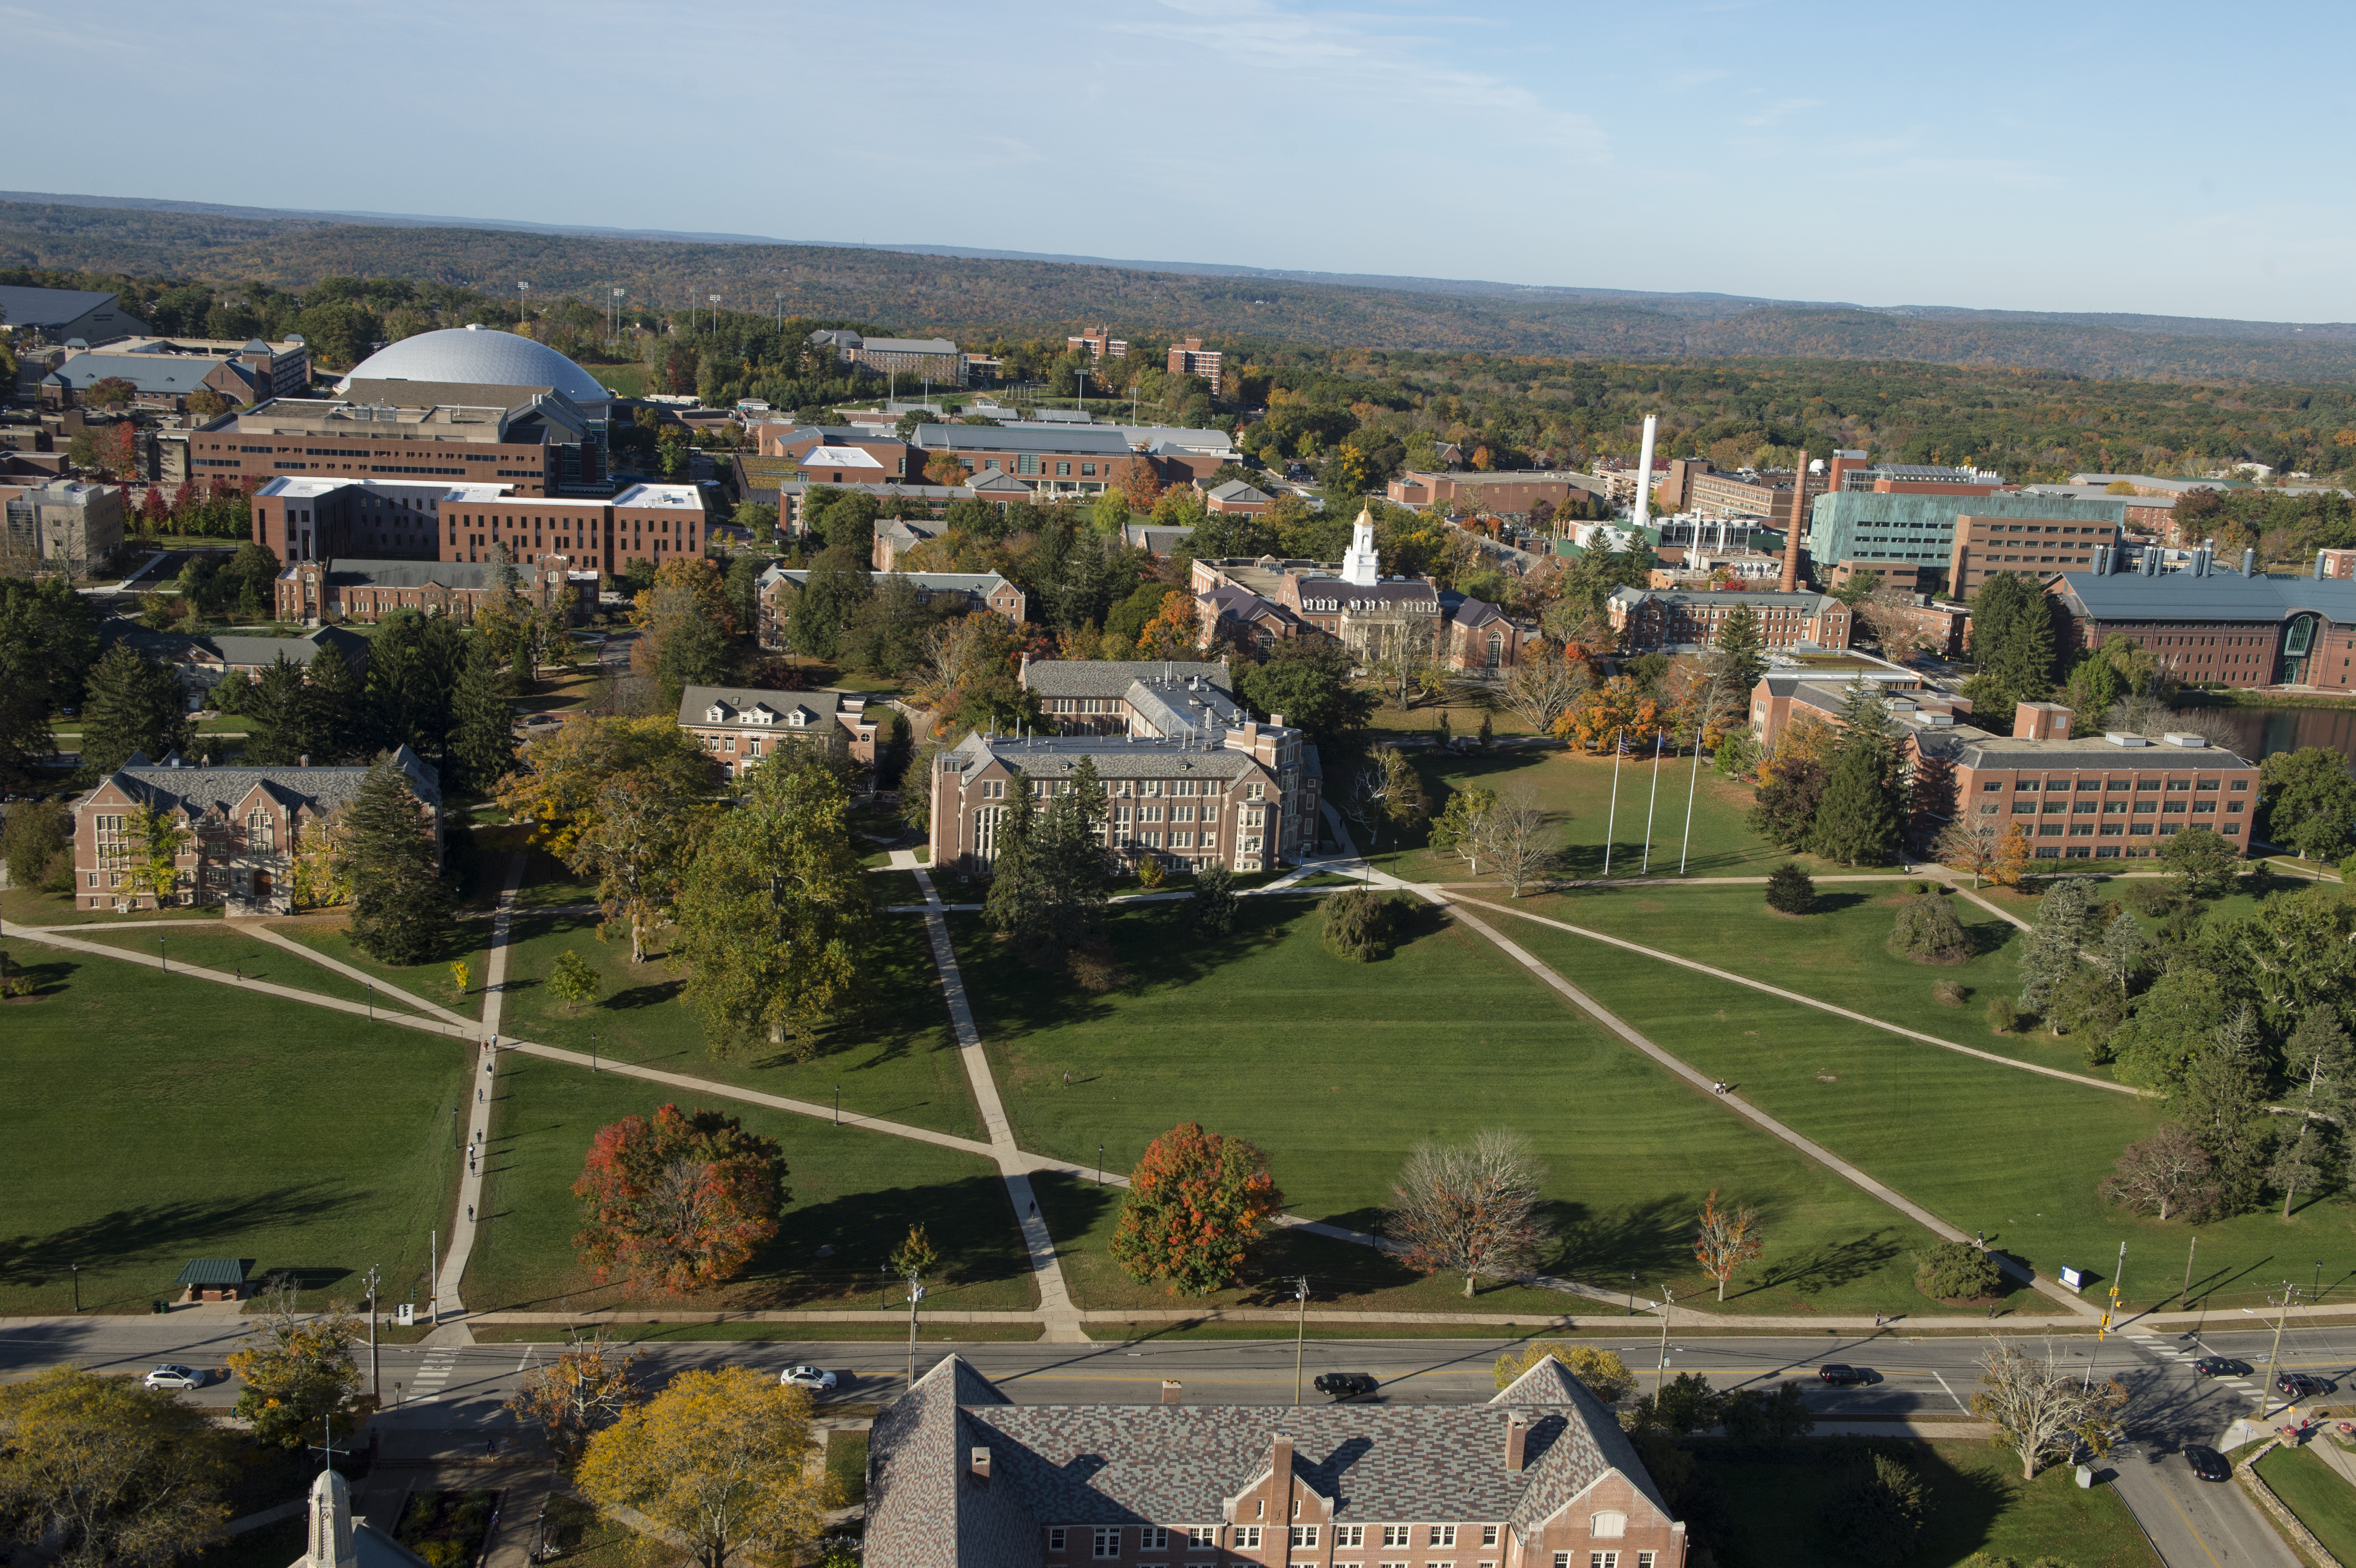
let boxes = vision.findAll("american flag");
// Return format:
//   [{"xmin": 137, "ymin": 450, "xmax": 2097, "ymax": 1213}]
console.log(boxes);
[{"xmin": 1615, "ymin": 732, "xmax": 1634, "ymax": 755}]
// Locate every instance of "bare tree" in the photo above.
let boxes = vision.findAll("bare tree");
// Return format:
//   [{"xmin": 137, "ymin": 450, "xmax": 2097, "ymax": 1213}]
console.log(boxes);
[
  {"xmin": 2098, "ymin": 1124, "xmax": 2220, "ymax": 1222},
  {"xmin": 504, "ymin": 1328, "xmax": 649, "ymax": 1460},
  {"xmin": 1969, "ymin": 1338, "xmax": 2126, "ymax": 1481},
  {"xmin": 1498, "ymin": 645, "xmax": 1592, "ymax": 734},
  {"xmin": 1476, "ymin": 791, "xmax": 1559, "ymax": 897},
  {"xmin": 1336, "ymin": 756, "xmax": 1394, "ymax": 849},
  {"xmin": 1386, "ymin": 1128, "xmax": 1554, "ymax": 1297},
  {"xmin": 1693, "ymin": 1189, "xmax": 1765, "ymax": 1301},
  {"xmin": 1861, "ymin": 587, "xmax": 1936, "ymax": 663},
  {"xmin": 1931, "ymin": 817, "xmax": 1999, "ymax": 887}
]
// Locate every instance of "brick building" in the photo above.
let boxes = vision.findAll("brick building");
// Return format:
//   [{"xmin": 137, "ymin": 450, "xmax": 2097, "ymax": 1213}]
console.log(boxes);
[
  {"xmin": 1167, "ymin": 338, "xmax": 1222, "ymax": 383},
  {"xmin": 196, "ymin": 394, "xmax": 602, "ymax": 499},
  {"xmin": 70, "ymin": 747, "xmax": 442, "ymax": 914},
  {"xmin": 1946, "ymin": 514, "xmax": 2121, "ymax": 597},
  {"xmin": 1446, "ymin": 597, "xmax": 1531, "ymax": 671},
  {"xmin": 817, "ymin": 333, "xmax": 966, "ymax": 385},
  {"xmin": 911, "ymin": 424, "xmax": 1143, "ymax": 499},
  {"xmin": 252, "ymin": 476, "xmax": 703, "ymax": 575},
  {"xmin": 41, "ymin": 337, "xmax": 311, "ymax": 413},
  {"xmin": 1204, "ymin": 479, "xmax": 1272, "ymax": 516},
  {"xmin": 102, "ymin": 624, "xmax": 369, "ymax": 704},
  {"xmin": 754, "ymin": 423, "xmax": 914, "ymax": 480},
  {"xmin": 2049, "ymin": 562, "xmax": 2356, "ymax": 692},
  {"xmin": 1386, "ymin": 470, "xmax": 1605, "ymax": 519},
  {"xmin": 756, "ymin": 566, "xmax": 1025, "ymax": 650},
  {"xmin": 6, "ymin": 479, "xmax": 125, "ymax": 568},
  {"xmin": 1069, "ymin": 327, "xmax": 1128, "ymax": 359},
  {"xmin": 276, "ymin": 555, "xmax": 590, "ymax": 626},
  {"xmin": 931, "ymin": 667, "xmax": 1318, "ymax": 871},
  {"xmin": 1605, "ymin": 587, "xmax": 1851, "ymax": 653},
  {"xmin": 1650, "ymin": 462, "xmax": 1824, "ymax": 521},
  {"xmin": 864, "ymin": 1355, "xmax": 1687, "ymax": 1568},
  {"xmin": 1805, "ymin": 492, "xmax": 2126, "ymax": 591},
  {"xmin": 675, "ymin": 685, "xmax": 877, "ymax": 778}
]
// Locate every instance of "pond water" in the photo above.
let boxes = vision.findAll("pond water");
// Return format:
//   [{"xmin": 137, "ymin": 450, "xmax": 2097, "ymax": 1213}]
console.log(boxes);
[{"xmin": 2174, "ymin": 703, "xmax": 2356, "ymax": 763}]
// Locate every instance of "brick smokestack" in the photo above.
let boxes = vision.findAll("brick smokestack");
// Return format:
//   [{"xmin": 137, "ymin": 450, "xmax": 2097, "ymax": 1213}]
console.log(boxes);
[
  {"xmin": 1779, "ymin": 451, "xmax": 1811, "ymax": 593},
  {"xmin": 1505, "ymin": 1414, "xmax": 1529, "ymax": 1472}
]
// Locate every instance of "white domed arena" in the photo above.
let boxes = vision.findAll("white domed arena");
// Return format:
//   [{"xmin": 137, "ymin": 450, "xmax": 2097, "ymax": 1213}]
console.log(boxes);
[{"xmin": 336, "ymin": 325, "xmax": 615, "ymax": 413}]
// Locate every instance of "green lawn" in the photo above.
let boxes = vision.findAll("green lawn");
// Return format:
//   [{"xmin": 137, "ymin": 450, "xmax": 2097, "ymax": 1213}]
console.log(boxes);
[
  {"xmin": 1359, "ymin": 749, "xmax": 1897, "ymax": 883},
  {"xmin": 1497, "ymin": 883, "xmax": 2108, "ymax": 1079},
  {"xmin": 2256, "ymin": 1444, "xmax": 2356, "ymax": 1565},
  {"xmin": 1698, "ymin": 1441, "xmax": 2158, "ymax": 1567},
  {"xmin": 1, "ymin": 884, "xmax": 226, "ymax": 927},
  {"xmin": 464, "ymin": 1046, "xmax": 1032, "ymax": 1315},
  {"xmin": 491, "ymin": 905, "xmax": 982, "ymax": 1142},
  {"xmin": 70, "ymin": 926, "xmax": 423, "ymax": 1016},
  {"xmin": 0, "ymin": 955, "xmax": 466, "ymax": 1315},
  {"xmin": 958, "ymin": 900, "xmax": 1952, "ymax": 1318},
  {"xmin": 263, "ymin": 919, "xmax": 490, "ymax": 1022},
  {"xmin": 867, "ymin": 870, "xmax": 925, "ymax": 904},
  {"xmin": 1497, "ymin": 923, "xmax": 2355, "ymax": 1310}
]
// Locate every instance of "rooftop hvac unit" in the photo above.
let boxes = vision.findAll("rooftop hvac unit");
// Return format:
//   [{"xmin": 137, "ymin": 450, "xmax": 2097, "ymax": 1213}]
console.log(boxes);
[
  {"xmin": 2105, "ymin": 732, "xmax": 2150, "ymax": 747},
  {"xmin": 2160, "ymin": 732, "xmax": 2207, "ymax": 748}
]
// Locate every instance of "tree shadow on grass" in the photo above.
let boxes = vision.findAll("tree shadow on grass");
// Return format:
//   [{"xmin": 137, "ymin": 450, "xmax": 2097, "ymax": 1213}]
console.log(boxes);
[
  {"xmin": 1, "ymin": 954, "xmax": 77, "ymax": 998},
  {"xmin": 1729, "ymin": 1229, "xmax": 1906, "ymax": 1303},
  {"xmin": 955, "ymin": 901, "xmax": 1294, "ymax": 1043},
  {"xmin": 1689, "ymin": 1437, "xmax": 2019, "ymax": 1566},
  {"xmin": 0, "ymin": 1185, "xmax": 362, "ymax": 1303},
  {"xmin": 1552, "ymin": 1195, "xmax": 1702, "ymax": 1288}
]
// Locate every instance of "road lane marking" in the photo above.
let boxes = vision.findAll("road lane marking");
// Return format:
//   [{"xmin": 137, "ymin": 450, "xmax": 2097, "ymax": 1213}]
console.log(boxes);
[
  {"xmin": 515, "ymin": 1344, "xmax": 538, "ymax": 1373},
  {"xmin": 2157, "ymin": 1481, "xmax": 2226, "ymax": 1568},
  {"xmin": 1931, "ymin": 1372, "xmax": 1968, "ymax": 1412}
]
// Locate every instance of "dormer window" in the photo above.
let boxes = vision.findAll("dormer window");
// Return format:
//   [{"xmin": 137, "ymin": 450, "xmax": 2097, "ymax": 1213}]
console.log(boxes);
[{"xmin": 705, "ymin": 706, "xmax": 729, "ymax": 723}]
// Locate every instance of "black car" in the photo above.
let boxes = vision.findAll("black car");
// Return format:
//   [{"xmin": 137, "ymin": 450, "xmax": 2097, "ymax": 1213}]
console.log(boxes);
[
  {"xmin": 2184, "ymin": 1445, "xmax": 2230, "ymax": 1483},
  {"xmin": 1818, "ymin": 1364, "xmax": 1870, "ymax": 1386},
  {"xmin": 2192, "ymin": 1356, "xmax": 2251, "ymax": 1378},
  {"xmin": 1312, "ymin": 1372, "xmax": 1378, "ymax": 1401},
  {"xmin": 2278, "ymin": 1372, "xmax": 2331, "ymax": 1398}
]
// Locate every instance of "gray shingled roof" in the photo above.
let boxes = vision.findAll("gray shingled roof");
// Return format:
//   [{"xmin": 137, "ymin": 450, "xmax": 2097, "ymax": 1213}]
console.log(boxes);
[
  {"xmin": 914, "ymin": 425, "xmax": 1132, "ymax": 456},
  {"xmin": 949, "ymin": 733, "xmax": 1261, "ymax": 780},
  {"xmin": 1612, "ymin": 586, "xmax": 1838, "ymax": 611},
  {"xmin": 1293, "ymin": 577, "xmax": 1440, "ymax": 609},
  {"xmin": 676, "ymin": 685, "xmax": 844, "ymax": 732},
  {"xmin": 2055, "ymin": 568, "xmax": 2356, "ymax": 623},
  {"xmin": 312, "ymin": 559, "xmax": 513, "ymax": 591},
  {"xmin": 864, "ymin": 1353, "xmax": 1665, "ymax": 1561},
  {"xmin": 1022, "ymin": 659, "xmax": 1233, "ymax": 698},
  {"xmin": 1952, "ymin": 736, "xmax": 2255, "ymax": 770},
  {"xmin": 90, "ymin": 744, "xmax": 442, "ymax": 819}
]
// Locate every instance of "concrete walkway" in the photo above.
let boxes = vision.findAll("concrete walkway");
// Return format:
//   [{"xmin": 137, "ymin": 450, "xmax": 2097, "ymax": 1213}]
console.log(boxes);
[
  {"xmin": 911, "ymin": 867, "xmax": 1086, "ymax": 1342},
  {"xmin": 1445, "ymin": 892, "xmax": 2139, "ymax": 1096},
  {"xmin": 241, "ymin": 923, "xmax": 471, "ymax": 1029}
]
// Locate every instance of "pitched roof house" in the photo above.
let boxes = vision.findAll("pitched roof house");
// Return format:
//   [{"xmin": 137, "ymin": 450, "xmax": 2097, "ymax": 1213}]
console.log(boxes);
[{"xmin": 865, "ymin": 1356, "xmax": 1687, "ymax": 1568}]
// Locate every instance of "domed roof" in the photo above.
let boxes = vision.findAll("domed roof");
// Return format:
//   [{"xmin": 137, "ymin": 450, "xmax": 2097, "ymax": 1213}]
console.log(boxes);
[{"xmin": 336, "ymin": 326, "xmax": 612, "ymax": 405}]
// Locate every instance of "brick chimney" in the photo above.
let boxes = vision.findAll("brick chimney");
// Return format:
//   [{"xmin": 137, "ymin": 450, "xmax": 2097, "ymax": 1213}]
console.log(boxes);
[
  {"xmin": 1778, "ymin": 450, "xmax": 1810, "ymax": 593},
  {"xmin": 1267, "ymin": 1432, "xmax": 1295, "ymax": 1515},
  {"xmin": 970, "ymin": 1446, "xmax": 991, "ymax": 1481},
  {"xmin": 1505, "ymin": 1414, "xmax": 1529, "ymax": 1472},
  {"xmin": 2012, "ymin": 701, "xmax": 2072, "ymax": 742}
]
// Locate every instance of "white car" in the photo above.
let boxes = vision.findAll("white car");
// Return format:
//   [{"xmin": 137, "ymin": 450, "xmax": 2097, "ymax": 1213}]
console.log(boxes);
[
  {"xmin": 780, "ymin": 1364, "xmax": 838, "ymax": 1393},
  {"xmin": 143, "ymin": 1364, "xmax": 203, "ymax": 1391}
]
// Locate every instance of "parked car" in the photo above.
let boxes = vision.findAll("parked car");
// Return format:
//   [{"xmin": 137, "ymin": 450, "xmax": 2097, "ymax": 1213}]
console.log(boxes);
[
  {"xmin": 2184, "ymin": 1445, "xmax": 2230, "ymax": 1483},
  {"xmin": 520, "ymin": 712, "xmax": 562, "ymax": 729},
  {"xmin": 2277, "ymin": 1372, "xmax": 2330, "ymax": 1398},
  {"xmin": 1817, "ymin": 1364, "xmax": 1870, "ymax": 1386},
  {"xmin": 2191, "ymin": 1356, "xmax": 2251, "ymax": 1378},
  {"xmin": 780, "ymin": 1365, "xmax": 838, "ymax": 1392},
  {"xmin": 1312, "ymin": 1372, "xmax": 1378, "ymax": 1400},
  {"xmin": 142, "ymin": 1364, "xmax": 203, "ymax": 1391}
]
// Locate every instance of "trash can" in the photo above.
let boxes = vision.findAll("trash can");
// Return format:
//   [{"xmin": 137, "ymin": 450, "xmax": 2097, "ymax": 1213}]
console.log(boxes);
[{"xmin": 152, "ymin": 1299, "xmax": 167, "ymax": 1315}]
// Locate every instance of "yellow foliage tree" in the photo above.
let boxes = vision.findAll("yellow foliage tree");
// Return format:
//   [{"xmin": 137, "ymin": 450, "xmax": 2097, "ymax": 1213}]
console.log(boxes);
[
  {"xmin": 575, "ymin": 1367, "xmax": 830, "ymax": 1568},
  {"xmin": 1491, "ymin": 1341, "xmax": 1636, "ymax": 1402},
  {"xmin": 1135, "ymin": 591, "xmax": 1199, "ymax": 659},
  {"xmin": 493, "ymin": 716, "xmax": 711, "ymax": 862}
]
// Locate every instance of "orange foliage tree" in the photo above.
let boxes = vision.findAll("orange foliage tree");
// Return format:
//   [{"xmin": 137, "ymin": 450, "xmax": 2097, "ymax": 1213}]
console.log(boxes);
[
  {"xmin": 1553, "ymin": 675, "xmax": 1663, "ymax": 753},
  {"xmin": 1108, "ymin": 1123, "xmax": 1285, "ymax": 1296},
  {"xmin": 571, "ymin": 1104, "xmax": 788, "ymax": 1296},
  {"xmin": 1135, "ymin": 590, "xmax": 1199, "ymax": 658}
]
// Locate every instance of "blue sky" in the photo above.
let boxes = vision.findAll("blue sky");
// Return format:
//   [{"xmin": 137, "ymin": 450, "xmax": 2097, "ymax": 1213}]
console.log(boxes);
[{"xmin": 12, "ymin": 0, "xmax": 2349, "ymax": 322}]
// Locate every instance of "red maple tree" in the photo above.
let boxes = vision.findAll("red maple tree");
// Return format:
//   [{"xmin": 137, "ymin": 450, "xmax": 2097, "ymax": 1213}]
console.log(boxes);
[
  {"xmin": 1108, "ymin": 1123, "xmax": 1284, "ymax": 1296},
  {"xmin": 570, "ymin": 1103, "xmax": 789, "ymax": 1296}
]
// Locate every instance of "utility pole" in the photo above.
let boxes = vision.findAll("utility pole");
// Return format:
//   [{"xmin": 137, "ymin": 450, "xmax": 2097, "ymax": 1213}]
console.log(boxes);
[
  {"xmin": 2181, "ymin": 1235, "xmax": 2197, "ymax": 1311},
  {"xmin": 1603, "ymin": 729, "xmax": 1624, "ymax": 875},
  {"xmin": 428, "ymin": 1229, "xmax": 438, "ymax": 1327},
  {"xmin": 364, "ymin": 1265, "xmax": 380, "ymax": 1406},
  {"xmin": 1292, "ymin": 1277, "xmax": 1309, "ymax": 1406},
  {"xmin": 2101, "ymin": 1240, "xmax": 2124, "ymax": 1339},
  {"xmin": 904, "ymin": 1274, "xmax": 927, "ymax": 1393},
  {"xmin": 2262, "ymin": 1281, "xmax": 2295, "ymax": 1421},
  {"xmin": 1655, "ymin": 1284, "xmax": 1675, "ymax": 1395}
]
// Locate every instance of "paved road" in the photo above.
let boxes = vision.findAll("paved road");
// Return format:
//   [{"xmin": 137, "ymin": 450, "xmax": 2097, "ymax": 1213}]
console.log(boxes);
[{"xmin": 17, "ymin": 1317, "xmax": 2345, "ymax": 1564}]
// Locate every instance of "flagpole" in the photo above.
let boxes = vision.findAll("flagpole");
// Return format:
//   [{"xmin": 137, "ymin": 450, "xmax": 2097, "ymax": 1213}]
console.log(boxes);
[
  {"xmin": 1603, "ymin": 727, "xmax": 1624, "ymax": 876},
  {"xmin": 1642, "ymin": 729, "xmax": 1665, "ymax": 874},
  {"xmin": 1679, "ymin": 707, "xmax": 1705, "ymax": 876}
]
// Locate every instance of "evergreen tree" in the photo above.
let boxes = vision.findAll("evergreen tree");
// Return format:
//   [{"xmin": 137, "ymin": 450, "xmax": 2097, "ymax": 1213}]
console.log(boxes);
[
  {"xmin": 333, "ymin": 753, "xmax": 455, "ymax": 965},
  {"xmin": 241, "ymin": 653, "xmax": 315, "ymax": 766},
  {"xmin": 76, "ymin": 644, "xmax": 194, "ymax": 779},
  {"xmin": 302, "ymin": 642, "xmax": 370, "ymax": 763},
  {"xmin": 2015, "ymin": 877, "xmax": 2097, "ymax": 1014},
  {"xmin": 1765, "ymin": 861, "xmax": 1816, "ymax": 914},
  {"xmin": 2177, "ymin": 1003, "xmax": 2272, "ymax": 1215},
  {"xmin": 450, "ymin": 639, "xmax": 518, "ymax": 793},
  {"xmin": 981, "ymin": 767, "xmax": 1047, "ymax": 950},
  {"xmin": 2274, "ymin": 1011, "xmax": 2356, "ymax": 1215},
  {"xmin": 1967, "ymin": 573, "xmax": 2057, "ymax": 723},
  {"xmin": 486, "ymin": 538, "xmax": 522, "ymax": 596},
  {"xmin": 1807, "ymin": 679, "xmax": 1905, "ymax": 866},
  {"xmin": 1713, "ymin": 602, "xmax": 1767, "ymax": 691}
]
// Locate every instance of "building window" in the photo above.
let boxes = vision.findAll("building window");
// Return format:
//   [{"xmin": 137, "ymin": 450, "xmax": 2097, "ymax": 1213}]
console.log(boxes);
[
  {"xmin": 1095, "ymin": 1527, "xmax": 1121, "ymax": 1558},
  {"xmin": 1049, "ymin": 1529, "xmax": 1068, "ymax": 1553},
  {"xmin": 1336, "ymin": 1528, "xmax": 1365, "ymax": 1548},
  {"xmin": 1291, "ymin": 1528, "xmax": 1319, "ymax": 1548},
  {"xmin": 1188, "ymin": 1527, "xmax": 1217, "ymax": 1549},
  {"xmin": 1141, "ymin": 1528, "xmax": 1168, "ymax": 1552},
  {"xmin": 1234, "ymin": 1529, "xmax": 1261, "ymax": 1549},
  {"xmin": 1589, "ymin": 1515, "xmax": 1626, "ymax": 1540},
  {"xmin": 1429, "ymin": 1527, "xmax": 1455, "ymax": 1548},
  {"xmin": 1384, "ymin": 1528, "xmax": 1410, "ymax": 1548}
]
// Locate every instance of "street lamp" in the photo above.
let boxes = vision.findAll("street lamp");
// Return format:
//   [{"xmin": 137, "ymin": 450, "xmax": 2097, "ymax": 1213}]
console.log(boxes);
[
  {"xmin": 157, "ymin": 935, "xmax": 166, "ymax": 972},
  {"xmin": 366, "ymin": 981, "xmax": 373, "ymax": 1021},
  {"xmin": 452, "ymin": 1106, "xmax": 460, "ymax": 1152},
  {"xmin": 589, "ymin": 1032, "xmax": 597, "ymax": 1073},
  {"xmin": 69, "ymin": 1262, "xmax": 80, "ymax": 1313},
  {"xmin": 834, "ymin": 1084, "xmax": 841, "ymax": 1126},
  {"xmin": 1097, "ymin": 1143, "xmax": 1104, "ymax": 1185},
  {"xmin": 517, "ymin": 281, "xmax": 530, "ymax": 328}
]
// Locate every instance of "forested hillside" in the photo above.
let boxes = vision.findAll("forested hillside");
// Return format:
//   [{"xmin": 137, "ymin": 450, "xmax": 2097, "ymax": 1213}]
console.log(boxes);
[{"xmin": 7, "ymin": 198, "xmax": 2356, "ymax": 383}]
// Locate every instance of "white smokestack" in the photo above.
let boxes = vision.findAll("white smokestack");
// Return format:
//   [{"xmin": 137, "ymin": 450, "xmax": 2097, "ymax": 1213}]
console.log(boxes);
[{"xmin": 1631, "ymin": 414, "xmax": 1658, "ymax": 534}]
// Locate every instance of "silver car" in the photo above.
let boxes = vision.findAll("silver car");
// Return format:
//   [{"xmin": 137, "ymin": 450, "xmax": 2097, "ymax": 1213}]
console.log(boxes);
[
  {"xmin": 780, "ymin": 1364, "xmax": 838, "ymax": 1392},
  {"xmin": 143, "ymin": 1364, "xmax": 203, "ymax": 1391}
]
